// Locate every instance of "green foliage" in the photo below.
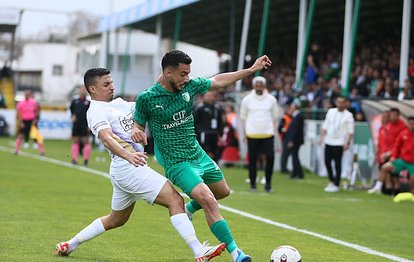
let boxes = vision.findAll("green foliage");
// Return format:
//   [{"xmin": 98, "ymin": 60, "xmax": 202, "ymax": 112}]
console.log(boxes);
[{"xmin": 0, "ymin": 138, "xmax": 413, "ymax": 261}]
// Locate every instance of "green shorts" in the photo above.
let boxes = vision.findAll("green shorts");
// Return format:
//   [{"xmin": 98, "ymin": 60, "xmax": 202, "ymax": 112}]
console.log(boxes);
[
  {"xmin": 392, "ymin": 158, "xmax": 414, "ymax": 176},
  {"xmin": 165, "ymin": 152, "xmax": 224, "ymax": 195}
]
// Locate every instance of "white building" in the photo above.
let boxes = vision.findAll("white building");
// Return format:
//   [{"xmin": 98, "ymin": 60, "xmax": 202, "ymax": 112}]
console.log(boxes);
[
  {"xmin": 78, "ymin": 29, "xmax": 220, "ymax": 98},
  {"xmin": 15, "ymin": 43, "xmax": 80, "ymax": 103}
]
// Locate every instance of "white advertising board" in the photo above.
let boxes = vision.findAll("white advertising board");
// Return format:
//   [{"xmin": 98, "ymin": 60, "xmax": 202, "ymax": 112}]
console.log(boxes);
[{"xmin": 0, "ymin": 109, "xmax": 72, "ymax": 140}]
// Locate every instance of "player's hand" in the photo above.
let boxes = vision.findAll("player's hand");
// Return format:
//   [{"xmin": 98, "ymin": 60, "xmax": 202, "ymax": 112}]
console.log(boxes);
[
  {"xmin": 131, "ymin": 127, "xmax": 148, "ymax": 145},
  {"xmin": 250, "ymin": 55, "xmax": 272, "ymax": 72},
  {"xmin": 128, "ymin": 152, "xmax": 148, "ymax": 166},
  {"xmin": 343, "ymin": 143, "xmax": 349, "ymax": 151}
]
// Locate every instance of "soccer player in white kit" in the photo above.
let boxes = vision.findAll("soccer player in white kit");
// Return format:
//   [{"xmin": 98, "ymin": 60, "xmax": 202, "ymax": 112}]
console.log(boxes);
[{"xmin": 55, "ymin": 68, "xmax": 226, "ymax": 262}]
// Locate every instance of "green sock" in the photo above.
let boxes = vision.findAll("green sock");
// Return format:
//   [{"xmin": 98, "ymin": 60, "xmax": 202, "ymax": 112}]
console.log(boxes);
[
  {"xmin": 210, "ymin": 219, "xmax": 238, "ymax": 253},
  {"xmin": 185, "ymin": 200, "xmax": 202, "ymax": 214}
]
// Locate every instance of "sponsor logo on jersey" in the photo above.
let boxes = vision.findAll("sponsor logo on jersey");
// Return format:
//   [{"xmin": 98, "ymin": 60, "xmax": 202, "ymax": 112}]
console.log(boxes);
[
  {"xmin": 182, "ymin": 92, "xmax": 190, "ymax": 102},
  {"xmin": 119, "ymin": 112, "xmax": 134, "ymax": 132},
  {"xmin": 162, "ymin": 110, "xmax": 193, "ymax": 129}
]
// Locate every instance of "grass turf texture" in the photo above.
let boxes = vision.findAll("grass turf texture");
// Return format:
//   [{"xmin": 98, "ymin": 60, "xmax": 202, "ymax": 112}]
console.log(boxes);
[{"xmin": 0, "ymin": 137, "xmax": 413, "ymax": 261}]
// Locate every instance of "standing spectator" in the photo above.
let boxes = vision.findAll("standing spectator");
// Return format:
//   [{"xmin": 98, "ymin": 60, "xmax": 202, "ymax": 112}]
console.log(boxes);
[
  {"xmin": 368, "ymin": 108, "xmax": 407, "ymax": 193},
  {"xmin": 0, "ymin": 90, "xmax": 7, "ymax": 108},
  {"xmin": 69, "ymin": 86, "xmax": 91, "ymax": 166},
  {"xmin": 240, "ymin": 76, "xmax": 279, "ymax": 192},
  {"xmin": 382, "ymin": 116, "xmax": 414, "ymax": 202},
  {"xmin": 304, "ymin": 43, "xmax": 320, "ymax": 86},
  {"xmin": 279, "ymin": 105, "xmax": 293, "ymax": 174},
  {"xmin": 284, "ymin": 101, "xmax": 305, "ymax": 179},
  {"xmin": 14, "ymin": 89, "xmax": 43, "ymax": 155},
  {"xmin": 194, "ymin": 91, "xmax": 225, "ymax": 162},
  {"xmin": 319, "ymin": 96, "xmax": 355, "ymax": 193}
]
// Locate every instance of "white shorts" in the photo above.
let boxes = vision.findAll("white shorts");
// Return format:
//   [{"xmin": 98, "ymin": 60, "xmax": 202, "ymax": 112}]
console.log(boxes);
[{"xmin": 110, "ymin": 163, "xmax": 168, "ymax": 211}]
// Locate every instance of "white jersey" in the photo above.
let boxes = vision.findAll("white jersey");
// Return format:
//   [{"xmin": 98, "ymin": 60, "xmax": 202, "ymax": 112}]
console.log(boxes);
[
  {"xmin": 87, "ymin": 97, "xmax": 167, "ymax": 211},
  {"xmin": 87, "ymin": 97, "xmax": 144, "ymax": 168}
]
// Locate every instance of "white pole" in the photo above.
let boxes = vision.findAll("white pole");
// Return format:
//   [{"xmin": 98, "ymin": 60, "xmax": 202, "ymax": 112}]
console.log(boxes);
[
  {"xmin": 99, "ymin": 31, "xmax": 108, "ymax": 67},
  {"xmin": 153, "ymin": 15, "xmax": 162, "ymax": 81},
  {"xmin": 235, "ymin": 0, "xmax": 252, "ymax": 92},
  {"xmin": 399, "ymin": 0, "xmax": 412, "ymax": 90},
  {"xmin": 113, "ymin": 29, "xmax": 119, "ymax": 72},
  {"xmin": 341, "ymin": 0, "xmax": 353, "ymax": 89},
  {"xmin": 295, "ymin": 0, "xmax": 307, "ymax": 87}
]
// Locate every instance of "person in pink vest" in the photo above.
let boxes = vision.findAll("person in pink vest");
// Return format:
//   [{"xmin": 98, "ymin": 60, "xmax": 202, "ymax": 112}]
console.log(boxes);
[{"xmin": 15, "ymin": 89, "xmax": 44, "ymax": 155}]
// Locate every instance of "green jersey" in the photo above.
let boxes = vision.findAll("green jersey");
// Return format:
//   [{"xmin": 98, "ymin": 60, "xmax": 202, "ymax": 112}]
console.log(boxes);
[{"xmin": 134, "ymin": 77, "xmax": 211, "ymax": 168}]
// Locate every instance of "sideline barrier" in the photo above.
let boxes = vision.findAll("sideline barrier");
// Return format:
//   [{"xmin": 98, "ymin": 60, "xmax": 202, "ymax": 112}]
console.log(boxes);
[{"xmin": 0, "ymin": 109, "xmax": 71, "ymax": 139}]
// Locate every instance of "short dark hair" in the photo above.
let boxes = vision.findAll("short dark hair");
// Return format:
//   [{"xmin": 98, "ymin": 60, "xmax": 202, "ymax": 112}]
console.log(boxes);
[
  {"xmin": 161, "ymin": 50, "xmax": 192, "ymax": 71},
  {"xmin": 84, "ymin": 68, "xmax": 110, "ymax": 92},
  {"xmin": 407, "ymin": 116, "xmax": 414, "ymax": 121},
  {"xmin": 389, "ymin": 107, "xmax": 400, "ymax": 114},
  {"xmin": 336, "ymin": 95, "xmax": 348, "ymax": 101}
]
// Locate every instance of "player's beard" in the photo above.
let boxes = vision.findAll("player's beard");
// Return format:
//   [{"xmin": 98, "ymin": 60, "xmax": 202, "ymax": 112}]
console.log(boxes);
[{"xmin": 170, "ymin": 80, "xmax": 183, "ymax": 92}]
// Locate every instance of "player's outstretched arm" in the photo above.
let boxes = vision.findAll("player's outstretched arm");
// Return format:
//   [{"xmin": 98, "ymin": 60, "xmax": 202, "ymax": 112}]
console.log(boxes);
[
  {"xmin": 99, "ymin": 128, "xmax": 148, "ymax": 167},
  {"xmin": 209, "ymin": 55, "xmax": 272, "ymax": 90}
]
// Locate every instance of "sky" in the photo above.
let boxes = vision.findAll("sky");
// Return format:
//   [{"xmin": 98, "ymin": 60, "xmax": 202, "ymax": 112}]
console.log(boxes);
[{"xmin": 0, "ymin": 0, "xmax": 145, "ymax": 37}]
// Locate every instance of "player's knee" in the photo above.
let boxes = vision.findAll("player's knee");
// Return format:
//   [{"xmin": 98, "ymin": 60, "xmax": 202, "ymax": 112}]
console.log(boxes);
[
  {"xmin": 215, "ymin": 186, "xmax": 230, "ymax": 200},
  {"xmin": 105, "ymin": 214, "xmax": 129, "ymax": 229}
]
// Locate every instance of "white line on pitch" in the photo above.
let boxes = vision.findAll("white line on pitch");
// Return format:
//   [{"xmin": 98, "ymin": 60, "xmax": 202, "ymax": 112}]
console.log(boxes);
[{"xmin": 0, "ymin": 145, "xmax": 412, "ymax": 262}]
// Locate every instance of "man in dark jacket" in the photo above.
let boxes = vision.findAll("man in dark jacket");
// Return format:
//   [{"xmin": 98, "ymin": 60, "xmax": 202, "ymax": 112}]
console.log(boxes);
[{"xmin": 284, "ymin": 101, "xmax": 304, "ymax": 179}]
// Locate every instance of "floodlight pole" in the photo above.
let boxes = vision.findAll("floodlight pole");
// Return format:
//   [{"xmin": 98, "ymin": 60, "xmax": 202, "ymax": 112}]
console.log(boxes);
[
  {"xmin": 294, "ymin": 0, "xmax": 316, "ymax": 91},
  {"xmin": 340, "ymin": 0, "xmax": 353, "ymax": 90},
  {"xmin": 295, "ymin": 0, "xmax": 307, "ymax": 86},
  {"xmin": 255, "ymin": 0, "xmax": 271, "ymax": 76},
  {"xmin": 235, "ymin": 0, "xmax": 252, "ymax": 92},
  {"xmin": 399, "ymin": 0, "xmax": 412, "ymax": 93},
  {"xmin": 343, "ymin": 0, "xmax": 360, "ymax": 97},
  {"xmin": 229, "ymin": 0, "xmax": 236, "ymax": 71}
]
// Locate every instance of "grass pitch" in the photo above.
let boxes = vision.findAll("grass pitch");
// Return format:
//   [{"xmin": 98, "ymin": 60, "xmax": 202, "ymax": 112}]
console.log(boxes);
[{"xmin": 0, "ymin": 137, "xmax": 413, "ymax": 261}]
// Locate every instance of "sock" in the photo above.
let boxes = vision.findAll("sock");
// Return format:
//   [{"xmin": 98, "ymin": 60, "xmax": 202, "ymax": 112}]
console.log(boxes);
[
  {"xmin": 39, "ymin": 144, "xmax": 44, "ymax": 154},
  {"xmin": 83, "ymin": 144, "xmax": 91, "ymax": 161},
  {"xmin": 231, "ymin": 249, "xmax": 240, "ymax": 261},
  {"xmin": 15, "ymin": 137, "xmax": 22, "ymax": 152},
  {"xmin": 71, "ymin": 144, "xmax": 79, "ymax": 161},
  {"xmin": 210, "ymin": 220, "xmax": 237, "ymax": 253},
  {"xmin": 185, "ymin": 200, "xmax": 202, "ymax": 214},
  {"xmin": 68, "ymin": 218, "xmax": 105, "ymax": 253},
  {"xmin": 170, "ymin": 213, "xmax": 202, "ymax": 256},
  {"xmin": 374, "ymin": 181, "xmax": 383, "ymax": 190}
]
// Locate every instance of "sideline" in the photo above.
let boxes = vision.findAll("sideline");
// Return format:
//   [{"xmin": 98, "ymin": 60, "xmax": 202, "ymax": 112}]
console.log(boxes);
[{"xmin": 0, "ymin": 145, "xmax": 412, "ymax": 262}]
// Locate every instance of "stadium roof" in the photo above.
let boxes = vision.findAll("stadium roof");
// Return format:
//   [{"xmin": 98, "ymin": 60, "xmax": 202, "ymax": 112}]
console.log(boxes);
[{"xmin": 99, "ymin": 0, "xmax": 411, "ymax": 60}]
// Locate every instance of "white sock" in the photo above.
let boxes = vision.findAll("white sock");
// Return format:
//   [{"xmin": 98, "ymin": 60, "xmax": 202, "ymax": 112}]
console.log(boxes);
[
  {"xmin": 231, "ymin": 249, "xmax": 239, "ymax": 261},
  {"xmin": 184, "ymin": 205, "xmax": 193, "ymax": 217},
  {"xmin": 375, "ymin": 181, "xmax": 383, "ymax": 189},
  {"xmin": 68, "ymin": 218, "xmax": 106, "ymax": 253},
  {"xmin": 170, "ymin": 213, "xmax": 202, "ymax": 256}
]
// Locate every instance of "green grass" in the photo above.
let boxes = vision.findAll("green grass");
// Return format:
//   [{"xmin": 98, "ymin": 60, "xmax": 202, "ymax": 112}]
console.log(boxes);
[{"xmin": 0, "ymin": 137, "xmax": 413, "ymax": 261}]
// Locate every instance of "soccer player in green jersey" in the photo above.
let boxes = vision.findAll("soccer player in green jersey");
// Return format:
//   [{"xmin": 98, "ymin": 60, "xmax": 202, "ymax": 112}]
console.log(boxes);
[{"xmin": 132, "ymin": 50, "xmax": 272, "ymax": 262}]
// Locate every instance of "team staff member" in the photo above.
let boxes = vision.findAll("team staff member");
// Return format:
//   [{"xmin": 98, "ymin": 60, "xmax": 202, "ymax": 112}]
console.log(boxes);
[
  {"xmin": 70, "ymin": 86, "xmax": 91, "ymax": 166},
  {"xmin": 319, "ymin": 96, "xmax": 355, "ymax": 193},
  {"xmin": 240, "ymin": 76, "xmax": 279, "ymax": 192},
  {"xmin": 56, "ymin": 68, "xmax": 225, "ymax": 261},
  {"xmin": 132, "ymin": 50, "xmax": 272, "ymax": 262}
]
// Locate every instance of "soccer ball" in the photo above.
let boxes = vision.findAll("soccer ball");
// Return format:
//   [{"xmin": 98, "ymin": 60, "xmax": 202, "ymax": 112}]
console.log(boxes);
[{"xmin": 270, "ymin": 245, "xmax": 302, "ymax": 262}]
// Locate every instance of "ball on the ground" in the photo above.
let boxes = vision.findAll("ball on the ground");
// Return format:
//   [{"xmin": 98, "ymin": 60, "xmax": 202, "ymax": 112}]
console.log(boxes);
[{"xmin": 270, "ymin": 245, "xmax": 301, "ymax": 262}]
